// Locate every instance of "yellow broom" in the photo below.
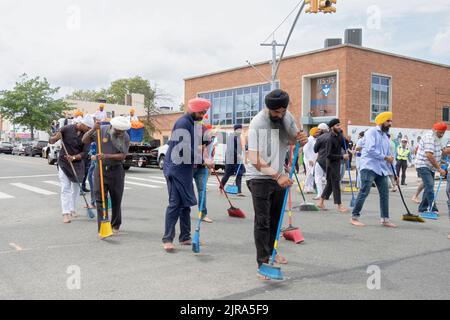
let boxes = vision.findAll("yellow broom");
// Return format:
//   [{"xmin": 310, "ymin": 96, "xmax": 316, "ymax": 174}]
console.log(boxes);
[{"xmin": 97, "ymin": 127, "xmax": 113, "ymax": 239}]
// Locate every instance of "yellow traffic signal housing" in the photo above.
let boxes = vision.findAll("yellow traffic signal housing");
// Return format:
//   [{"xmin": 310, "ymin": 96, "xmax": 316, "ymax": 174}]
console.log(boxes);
[
  {"xmin": 305, "ymin": 0, "xmax": 319, "ymax": 14},
  {"xmin": 319, "ymin": 0, "xmax": 337, "ymax": 13}
]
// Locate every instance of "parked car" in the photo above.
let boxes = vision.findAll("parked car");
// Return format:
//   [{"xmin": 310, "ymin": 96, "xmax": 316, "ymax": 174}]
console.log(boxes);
[
  {"xmin": 124, "ymin": 142, "xmax": 160, "ymax": 170},
  {"xmin": 157, "ymin": 144, "xmax": 169, "ymax": 170},
  {"xmin": 12, "ymin": 142, "xmax": 31, "ymax": 156},
  {"xmin": 44, "ymin": 141, "xmax": 61, "ymax": 165},
  {"xmin": 27, "ymin": 140, "xmax": 48, "ymax": 157},
  {"xmin": 0, "ymin": 141, "xmax": 13, "ymax": 154}
]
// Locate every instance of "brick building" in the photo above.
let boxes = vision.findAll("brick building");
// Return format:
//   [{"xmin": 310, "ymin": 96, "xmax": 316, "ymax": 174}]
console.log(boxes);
[{"xmin": 184, "ymin": 43, "xmax": 450, "ymax": 146}]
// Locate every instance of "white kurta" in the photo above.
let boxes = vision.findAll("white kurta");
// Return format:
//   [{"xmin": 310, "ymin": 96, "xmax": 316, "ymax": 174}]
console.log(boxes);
[{"xmin": 303, "ymin": 136, "xmax": 317, "ymax": 193}]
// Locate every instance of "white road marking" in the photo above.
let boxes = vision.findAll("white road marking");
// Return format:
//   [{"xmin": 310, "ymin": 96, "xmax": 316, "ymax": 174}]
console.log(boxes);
[
  {"xmin": 9, "ymin": 243, "xmax": 24, "ymax": 251},
  {"xmin": 0, "ymin": 192, "xmax": 14, "ymax": 199},
  {"xmin": 127, "ymin": 177, "xmax": 166, "ymax": 184},
  {"xmin": 10, "ymin": 183, "xmax": 57, "ymax": 195},
  {"xmin": 0, "ymin": 174, "xmax": 58, "ymax": 180},
  {"xmin": 44, "ymin": 181, "xmax": 61, "ymax": 187},
  {"xmin": 125, "ymin": 181, "xmax": 162, "ymax": 189}
]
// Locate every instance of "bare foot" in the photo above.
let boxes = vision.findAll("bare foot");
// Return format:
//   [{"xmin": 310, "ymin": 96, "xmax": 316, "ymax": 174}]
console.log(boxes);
[
  {"xmin": 257, "ymin": 272, "xmax": 271, "ymax": 281},
  {"xmin": 381, "ymin": 221, "xmax": 397, "ymax": 228},
  {"xmin": 338, "ymin": 207, "xmax": 350, "ymax": 213},
  {"xmin": 202, "ymin": 216, "xmax": 213, "ymax": 223},
  {"xmin": 163, "ymin": 243, "xmax": 175, "ymax": 252},
  {"xmin": 350, "ymin": 218, "xmax": 365, "ymax": 227},
  {"xmin": 317, "ymin": 202, "xmax": 327, "ymax": 211},
  {"xmin": 275, "ymin": 255, "xmax": 288, "ymax": 265},
  {"xmin": 411, "ymin": 197, "xmax": 420, "ymax": 204},
  {"xmin": 70, "ymin": 212, "xmax": 78, "ymax": 219},
  {"xmin": 63, "ymin": 214, "xmax": 71, "ymax": 224}
]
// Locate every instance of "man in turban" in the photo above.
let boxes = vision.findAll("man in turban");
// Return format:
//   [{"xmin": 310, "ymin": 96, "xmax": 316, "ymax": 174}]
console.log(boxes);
[
  {"xmin": 127, "ymin": 108, "xmax": 139, "ymax": 122},
  {"xmin": 94, "ymin": 104, "xmax": 107, "ymax": 122},
  {"xmin": 316, "ymin": 118, "xmax": 350, "ymax": 212},
  {"xmin": 302, "ymin": 127, "xmax": 320, "ymax": 194},
  {"xmin": 160, "ymin": 98, "xmax": 214, "ymax": 252},
  {"xmin": 415, "ymin": 122, "xmax": 450, "ymax": 214},
  {"xmin": 82, "ymin": 116, "xmax": 131, "ymax": 236},
  {"xmin": 220, "ymin": 124, "xmax": 246, "ymax": 197},
  {"xmin": 246, "ymin": 89, "xmax": 308, "ymax": 280},
  {"xmin": 313, "ymin": 123, "xmax": 330, "ymax": 200},
  {"xmin": 350, "ymin": 112, "xmax": 398, "ymax": 227}
]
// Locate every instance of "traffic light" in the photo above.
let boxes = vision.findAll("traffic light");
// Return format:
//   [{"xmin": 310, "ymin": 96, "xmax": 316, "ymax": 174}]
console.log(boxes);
[
  {"xmin": 319, "ymin": 0, "xmax": 337, "ymax": 13},
  {"xmin": 305, "ymin": 0, "xmax": 319, "ymax": 14}
]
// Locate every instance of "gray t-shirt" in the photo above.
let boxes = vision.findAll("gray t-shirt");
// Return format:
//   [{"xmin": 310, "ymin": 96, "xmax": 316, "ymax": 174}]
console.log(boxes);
[
  {"xmin": 246, "ymin": 109, "xmax": 298, "ymax": 180},
  {"xmin": 92, "ymin": 125, "xmax": 131, "ymax": 167}
]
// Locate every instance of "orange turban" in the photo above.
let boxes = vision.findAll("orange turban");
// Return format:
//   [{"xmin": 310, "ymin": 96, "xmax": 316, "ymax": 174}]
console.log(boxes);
[{"xmin": 433, "ymin": 122, "xmax": 448, "ymax": 131}]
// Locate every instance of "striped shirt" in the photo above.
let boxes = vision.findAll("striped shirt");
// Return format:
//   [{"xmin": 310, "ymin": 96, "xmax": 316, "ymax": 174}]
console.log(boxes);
[{"xmin": 415, "ymin": 133, "xmax": 444, "ymax": 171}]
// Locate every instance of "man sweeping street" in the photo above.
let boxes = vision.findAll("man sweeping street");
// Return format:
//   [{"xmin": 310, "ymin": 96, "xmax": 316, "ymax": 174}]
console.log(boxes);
[
  {"xmin": 312, "ymin": 123, "xmax": 329, "ymax": 200},
  {"xmin": 220, "ymin": 124, "xmax": 246, "ymax": 197},
  {"xmin": 246, "ymin": 89, "xmax": 308, "ymax": 280},
  {"xmin": 415, "ymin": 122, "xmax": 450, "ymax": 214},
  {"xmin": 161, "ymin": 98, "xmax": 214, "ymax": 252},
  {"xmin": 316, "ymin": 119, "xmax": 349, "ymax": 213},
  {"xmin": 82, "ymin": 116, "xmax": 131, "ymax": 235},
  {"xmin": 50, "ymin": 115, "xmax": 94, "ymax": 223},
  {"xmin": 350, "ymin": 112, "xmax": 397, "ymax": 227}
]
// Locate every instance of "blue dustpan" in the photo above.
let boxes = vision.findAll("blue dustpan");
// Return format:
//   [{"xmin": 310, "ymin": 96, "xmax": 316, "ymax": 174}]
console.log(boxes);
[
  {"xmin": 225, "ymin": 185, "xmax": 238, "ymax": 194},
  {"xmin": 258, "ymin": 263, "xmax": 283, "ymax": 280},
  {"xmin": 419, "ymin": 211, "xmax": 439, "ymax": 220}
]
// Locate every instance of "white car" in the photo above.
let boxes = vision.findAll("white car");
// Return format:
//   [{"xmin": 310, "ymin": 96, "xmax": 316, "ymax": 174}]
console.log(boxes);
[
  {"xmin": 157, "ymin": 144, "xmax": 169, "ymax": 170},
  {"xmin": 43, "ymin": 141, "xmax": 61, "ymax": 165}
]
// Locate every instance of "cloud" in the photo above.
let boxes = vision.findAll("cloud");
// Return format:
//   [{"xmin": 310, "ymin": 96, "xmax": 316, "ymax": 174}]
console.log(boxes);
[
  {"xmin": 431, "ymin": 26, "xmax": 450, "ymax": 57},
  {"xmin": 0, "ymin": 0, "xmax": 449, "ymax": 105}
]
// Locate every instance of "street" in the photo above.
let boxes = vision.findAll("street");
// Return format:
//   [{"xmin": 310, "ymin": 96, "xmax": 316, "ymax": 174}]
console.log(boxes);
[{"xmin": 0, "ymin": 153, "xmax": 449, "ymax": 300}]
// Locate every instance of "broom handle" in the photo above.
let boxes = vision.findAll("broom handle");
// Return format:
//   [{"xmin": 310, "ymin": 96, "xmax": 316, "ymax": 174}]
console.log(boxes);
[
  {"xmin": 196, "ymin": 139, "xmax": 216, "ymax": 226},
  {"xmin": 342, "ymin": 138, "xmax": 355, "ymax": 198},
  {"xmin": 212, "ymin": 168, "xmax": 234, "ymax": 207},
  {"xmin": 390, "ymin": 163, "xmax": 412, "ymax": 215},
  {"xmin": 293, "ymin": 170, "xmax": 307, "ymax": 202},
  {"xmin": 270, "ymin": 142, "xmax": 300, "ymax": 266},
  {"xmin": 288, "ymin": 146, "xmax": 293, "ymax": 224},
  {"xmin": 96, "ymin": 128, "xmax": 107, "ymax": 219},
  {"xmin": 60, "ymin": 137, "xmax": 90, "ymax": 208},
  {"xmin": 429, "ymin": 174, "xmax": 443, "ymax": 211}
]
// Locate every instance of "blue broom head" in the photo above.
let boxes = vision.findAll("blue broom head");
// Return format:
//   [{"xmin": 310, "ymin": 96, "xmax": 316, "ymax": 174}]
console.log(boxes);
[
  {"xmin": 192, "ymin": 232, "xmax": 200, "ymax": 253},
  {"xmin": 419, "ymin": 211, "xmax": 439, "ymax": 220},
  {"xmin": 225, "ymin": 185, "xmax": 239, "ymax": 194},
  {"xmin": 258, "ymin": 263, "xmax": 283, "ymax": 280},
  {"xmin": 87, "ymin": 208, "xmax": 96, "ymax": 219}
]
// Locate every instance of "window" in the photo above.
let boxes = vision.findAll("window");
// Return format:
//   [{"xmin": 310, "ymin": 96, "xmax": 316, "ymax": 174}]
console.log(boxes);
[
  {"xmin": 198, "ymin": 83, "xmax": 275, "ymax": 126},
  {"xmin": 443, "ymin": 107, "xmax": 450, "ymax": 122},
  {"xmin": 371, "ymin": 75, "xmax": 391, "ymax": 121}
]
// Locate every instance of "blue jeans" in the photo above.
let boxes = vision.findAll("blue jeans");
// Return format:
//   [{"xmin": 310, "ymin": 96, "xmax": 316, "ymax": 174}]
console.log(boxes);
[
  {"xmin": 446, "ymin": 171, "xmax": 450, "ymax": 217},
  {"xmin": 193, "ymin": 166, "xmax": 208, "ymax": 217},
  {"xmin": 417, "ymin": 167, "xmax": 438, "ymax": 212},
  {"xmin": 352, "ymin": 169, "xmax": 389, "ymax": 219},
  {"xmin": 87, "ymin": 160, "xmax": 96, "ymax": 205}
]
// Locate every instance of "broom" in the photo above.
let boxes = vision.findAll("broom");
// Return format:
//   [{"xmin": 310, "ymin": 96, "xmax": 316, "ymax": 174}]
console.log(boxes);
[
  {"xmin": 293, "ymin": 170, "xmax": 320, "ymax": 212},
  {"xmin": 192, "ymin": 141, "xmax": 216, "ymax": 253},
  {"xmin": 212, "ymin": 168, "xmax": 246, "ymax": 218},
  {"xmin": 389, "ymin": 163, "xmax": 425, "ymax": 223},
  {"xmin": 419, "ymin": 174, "xmax": 443, "ymax": 220},
  {"xmin": 342, "ymin": 138, "xmax": 356, "ymax": 207},
  {"xmin": 60, "ymin": 139, "xmax": 95, "ymax": 219},
  {"xmin": 97, "ymin": 128, "xmax": 113, "ymax": 239}
]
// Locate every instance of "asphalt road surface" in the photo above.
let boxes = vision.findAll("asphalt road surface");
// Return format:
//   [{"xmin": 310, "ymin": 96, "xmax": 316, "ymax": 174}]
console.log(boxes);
[{"xmin": 0, "ymin": 154, "xmax": 449, "ymax": 300}]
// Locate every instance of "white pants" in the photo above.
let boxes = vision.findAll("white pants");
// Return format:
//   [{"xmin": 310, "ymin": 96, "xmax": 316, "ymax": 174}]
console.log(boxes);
[
  {"xmin": 314, "ymin": 162, "xmax": 326, "ymax": 197},
  {"xmin": 58, "ymin": 168, "xmax": 80, "ymax": 215},
  {"xmin": 304, "ymin": 162, "xmax": 315, "ymax": 193}
]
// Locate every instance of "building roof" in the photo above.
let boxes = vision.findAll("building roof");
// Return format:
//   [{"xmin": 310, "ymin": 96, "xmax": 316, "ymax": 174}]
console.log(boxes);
[{"xmin": 184, "ymin": 44, "xmax": 450, "ymax": 81}]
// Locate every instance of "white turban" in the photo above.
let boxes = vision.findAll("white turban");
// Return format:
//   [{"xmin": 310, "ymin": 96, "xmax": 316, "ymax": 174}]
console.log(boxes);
[
  {"xmin": 110, "ymin": 116, "xmax": 131, "ymax": 131},
  {"xmin": 81, "ymin": 114, "xmax": 94, "ymax": 128},
  {"xmin": 318, "ymin": 123, "xmax": 329, "ymax": 132}
]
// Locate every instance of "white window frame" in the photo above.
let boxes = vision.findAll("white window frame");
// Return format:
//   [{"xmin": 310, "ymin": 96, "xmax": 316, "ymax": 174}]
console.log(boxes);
[{"xmin": 370, "ymin": 73, "xmax": 393, "ymax": 123}]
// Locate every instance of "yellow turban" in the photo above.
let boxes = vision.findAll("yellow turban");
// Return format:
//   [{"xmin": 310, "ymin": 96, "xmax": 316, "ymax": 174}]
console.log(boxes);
[
  {"xmin": 309, "ymin": 127, "xmax": 319, "ymax": 136},
  {"xmin": 375, "ymin": 112, "xmax": 392, "ymax": 125},
  {"xmin": 130, "ymin": 108, "xmax": 136, "ymax": 114}
]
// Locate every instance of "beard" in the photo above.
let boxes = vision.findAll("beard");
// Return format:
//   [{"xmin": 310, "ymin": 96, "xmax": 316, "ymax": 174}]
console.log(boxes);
[
  {"xmin": 111, "ymin": 128, "xmax": 127, "ymax": 153},
  {"xmin": 269, "ymin": 115, "xmax": 283, "ymax": 125},
  {"xmin": 381, "ymin": 125, "xmax": 391, "ymax": 133}
]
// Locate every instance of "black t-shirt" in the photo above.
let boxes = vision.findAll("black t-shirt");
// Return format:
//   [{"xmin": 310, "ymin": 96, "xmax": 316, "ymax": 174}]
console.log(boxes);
[{"xmin": 58, "ymin": 125, "xmax": 88, "ymax": 182}]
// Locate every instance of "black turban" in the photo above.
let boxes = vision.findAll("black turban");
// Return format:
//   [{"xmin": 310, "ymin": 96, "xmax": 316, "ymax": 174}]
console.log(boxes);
[
  {"xmin": 265, "ymin": 89, "xmax": 290, "ymax": 110},
  {"xmin": 328, "ymin": 118, "xmax": 340, "ymax": 128}
]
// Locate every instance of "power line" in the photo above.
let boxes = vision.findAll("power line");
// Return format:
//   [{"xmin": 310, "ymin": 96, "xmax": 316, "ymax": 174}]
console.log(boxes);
[{"xmin": 262, "ymin": 0, "xmax": 303, "ymax": 44}]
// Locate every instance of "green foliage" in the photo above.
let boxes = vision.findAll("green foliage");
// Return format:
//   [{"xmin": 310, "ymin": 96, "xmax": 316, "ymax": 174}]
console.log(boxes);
[{"xmin": 0, "ymin": 74, "xmax": 70, "ymax": 138}]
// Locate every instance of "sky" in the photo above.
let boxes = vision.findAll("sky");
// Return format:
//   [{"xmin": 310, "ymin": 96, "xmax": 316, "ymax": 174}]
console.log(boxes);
[{"xmin": 1, "ymin": 0, "xmax": 449, "ymax": 106}]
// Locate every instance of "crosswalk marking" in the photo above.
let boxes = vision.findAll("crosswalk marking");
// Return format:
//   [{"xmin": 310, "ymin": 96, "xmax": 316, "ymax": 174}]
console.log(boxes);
[
  {"xmin": 127, "ymin": 177, "xmax": 166, "ymax": 184},
  {"xmin": 0, "ymin": 192, "xmax": 14, "ymax": 199},
  {"xmin": 44, "ymin": 181, "xmax": 61, "ymax": 187},
  {"xmin": 125, "ymin": 181, "xmax": 162, "ymax": 189},
  {"xmin": 10, "ymin": 183, "xmax": 57, "ymax": 195}
]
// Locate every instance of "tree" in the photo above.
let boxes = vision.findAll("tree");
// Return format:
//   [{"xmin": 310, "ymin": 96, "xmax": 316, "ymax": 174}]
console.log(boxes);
[
  {"xmin": 107, "ymin": 76, "xmax": 155, "ymax": 107},
  {"xmin": 0, "ymin": 74, "xmax": 70, "ymax": 140},
  {"xmin": 65, "ymin": 89, "xmax": 108, "ymax": 102}
]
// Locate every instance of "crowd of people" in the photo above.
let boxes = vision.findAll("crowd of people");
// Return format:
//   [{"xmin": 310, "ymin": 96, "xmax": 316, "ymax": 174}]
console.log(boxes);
[{"xmin": 49, "ymin": 90, "xmax": 450, "ymax": 281}]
